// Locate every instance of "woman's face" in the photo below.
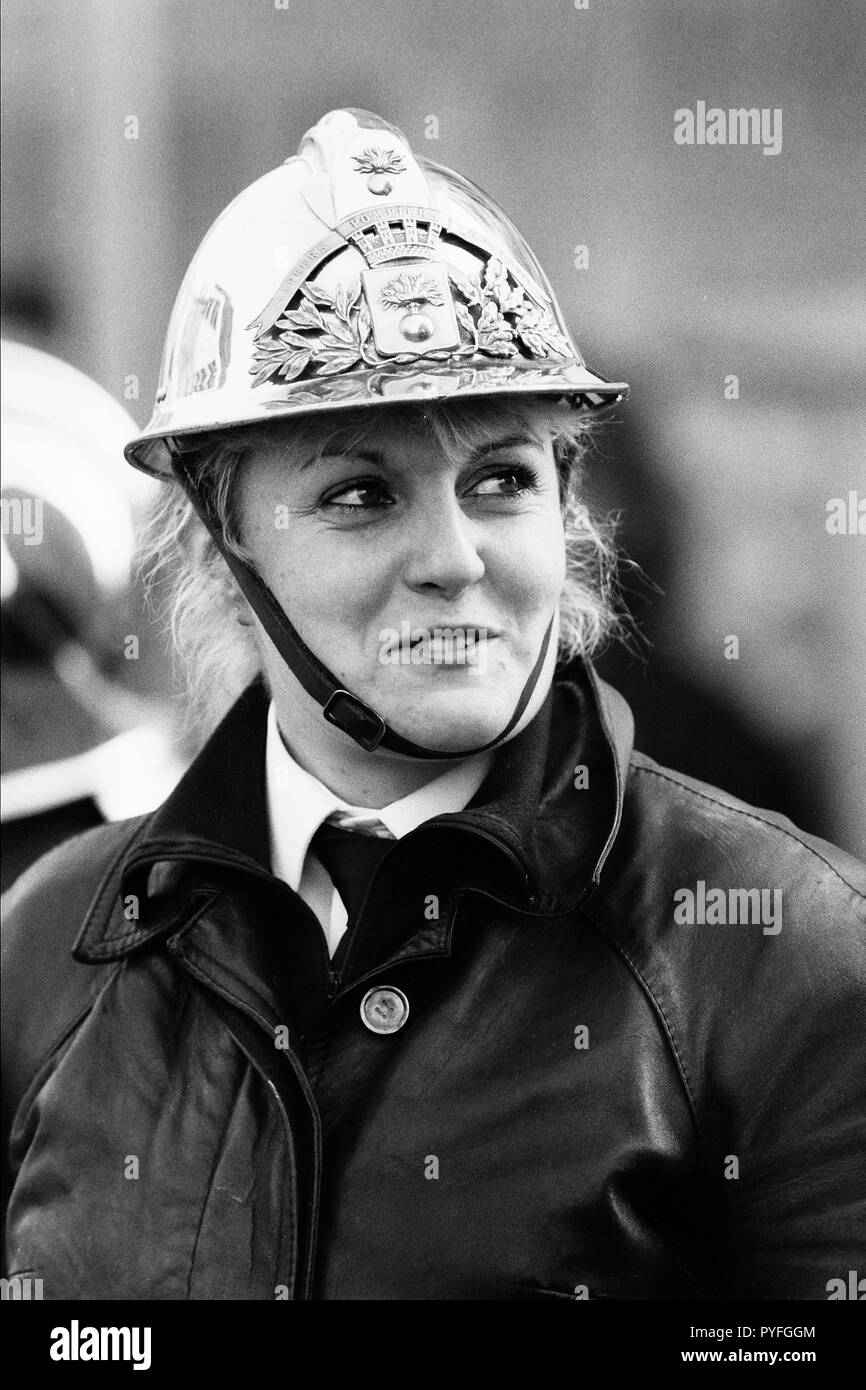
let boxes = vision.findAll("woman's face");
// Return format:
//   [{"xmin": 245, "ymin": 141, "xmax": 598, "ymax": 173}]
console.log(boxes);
[{"xmin": 234, "ymin": 403, "xmax": 567, "ymax": 756}]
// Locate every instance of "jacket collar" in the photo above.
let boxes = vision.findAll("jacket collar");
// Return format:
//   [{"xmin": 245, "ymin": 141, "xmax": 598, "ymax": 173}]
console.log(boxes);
[{"xmin": 74, "ymin": 659, "xmax": 633, "ymax": 964}]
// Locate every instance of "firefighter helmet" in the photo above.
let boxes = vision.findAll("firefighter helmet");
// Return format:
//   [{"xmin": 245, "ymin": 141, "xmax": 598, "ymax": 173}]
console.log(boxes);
[{"xmin": 125, "ymin": 108, "xmax": 627, "ymax": 479}]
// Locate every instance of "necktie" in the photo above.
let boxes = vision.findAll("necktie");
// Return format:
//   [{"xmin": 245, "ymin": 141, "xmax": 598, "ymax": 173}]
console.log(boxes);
[{"xmin": 311, "ymin": 821, "xmax": 395, "ymax": 926}]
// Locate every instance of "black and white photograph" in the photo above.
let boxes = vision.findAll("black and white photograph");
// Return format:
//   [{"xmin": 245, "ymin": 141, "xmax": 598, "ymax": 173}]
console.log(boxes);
[{"xmin": 2, "ymin": 0, "xmax": 864, "ymax": 1356}]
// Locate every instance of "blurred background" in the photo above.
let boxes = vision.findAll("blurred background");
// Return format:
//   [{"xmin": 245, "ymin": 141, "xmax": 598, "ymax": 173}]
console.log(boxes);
[{"xmin": 2, "ymin": 0, "xmax": 864, "ymax": 870}]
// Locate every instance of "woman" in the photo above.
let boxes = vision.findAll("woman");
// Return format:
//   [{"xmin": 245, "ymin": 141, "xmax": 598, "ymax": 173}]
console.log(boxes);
[{"xmin": 3, "ymin": 109, "xmax": 864, "ymax": 1301}]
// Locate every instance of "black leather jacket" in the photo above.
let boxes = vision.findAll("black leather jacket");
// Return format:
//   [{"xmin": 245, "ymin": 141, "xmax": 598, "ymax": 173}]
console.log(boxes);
[{"xmin": 3, "ymin": 663, "xmax": 864, "ymax": 1300}]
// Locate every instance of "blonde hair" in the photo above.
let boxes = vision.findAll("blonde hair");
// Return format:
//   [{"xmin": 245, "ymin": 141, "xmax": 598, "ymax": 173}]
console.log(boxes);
[{"xmin": 139, "ymin": 398, "xmax": 623, "ymax": 733}]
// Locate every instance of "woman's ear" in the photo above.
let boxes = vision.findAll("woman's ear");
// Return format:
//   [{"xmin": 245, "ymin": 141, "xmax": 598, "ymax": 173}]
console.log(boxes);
[
  {"xmin": 229, "ymin": 581, "xmax": 253, "ymax": 628},
  {"xmin": 213, "ymin": 554, "xmax": 254, "ymax": 628}
]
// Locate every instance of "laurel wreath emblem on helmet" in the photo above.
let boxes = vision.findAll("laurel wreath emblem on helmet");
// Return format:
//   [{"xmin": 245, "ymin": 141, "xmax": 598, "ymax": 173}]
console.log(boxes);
[
  {"xmin": 249, "ymin": 255, "xmax": 573, "ymax": 389},
  {"xmin": 351, "ymin": 147, "xmax": 407, "ymax": 176}
]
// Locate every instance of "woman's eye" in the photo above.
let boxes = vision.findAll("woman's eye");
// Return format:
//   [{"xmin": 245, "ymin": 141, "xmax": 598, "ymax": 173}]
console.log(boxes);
[
  {"xmin": 468, "ymin": 465, "xmax": 539, "ymax": 498},
  {"xmin": 322, "ymin": 478, "xmax": 393, "ymax": 511}
]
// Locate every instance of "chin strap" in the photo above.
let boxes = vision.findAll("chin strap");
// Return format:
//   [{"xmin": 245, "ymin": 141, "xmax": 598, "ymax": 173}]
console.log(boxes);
[{"xmin": 174, "ymin": 457, "xmax": 555, "ymax": 760}]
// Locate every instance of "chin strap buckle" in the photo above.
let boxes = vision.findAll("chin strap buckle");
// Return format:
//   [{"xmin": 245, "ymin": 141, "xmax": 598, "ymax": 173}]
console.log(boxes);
[{"xmin": 323, "ymin": 689, "xmax": 388, "ymax": 752}]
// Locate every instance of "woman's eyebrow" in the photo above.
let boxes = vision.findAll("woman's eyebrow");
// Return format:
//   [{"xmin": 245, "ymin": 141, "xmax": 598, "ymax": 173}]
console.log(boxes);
[
  {"xmin": 467, "ymin": 433, "xmax": 541, "ymax": 461},
  {"xmin": 296, "ymin": 433, "xmax": 540, "ymax": 471},
  {"xmin": 298, "ymin": 447, "xmax": 385, "ymax": 470}
]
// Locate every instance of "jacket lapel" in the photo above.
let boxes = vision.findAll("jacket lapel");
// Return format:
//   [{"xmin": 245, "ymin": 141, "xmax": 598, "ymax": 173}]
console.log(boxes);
[{"xmin": 73, "ymin": 661, "xmax": 635, "ymax": 1002}]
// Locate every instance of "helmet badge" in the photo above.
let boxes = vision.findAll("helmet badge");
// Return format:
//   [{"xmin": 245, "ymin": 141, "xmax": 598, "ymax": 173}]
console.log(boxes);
[
  {"xmin": 351, "ymin": 146, "xmax": 407, "ymax": 197},
  {"xmin": 378, "ymin": 270, "xmax": 446, "ymax": 344},
  {"xmin": 364, "ymin": 262, "xmax": 460, "ymax": 354}
]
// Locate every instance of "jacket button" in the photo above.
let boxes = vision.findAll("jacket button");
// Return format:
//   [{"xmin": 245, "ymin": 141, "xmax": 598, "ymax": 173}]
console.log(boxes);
[{"xmin": 360, "ymin": 986, "xmax": 410, "ymax": 1034}]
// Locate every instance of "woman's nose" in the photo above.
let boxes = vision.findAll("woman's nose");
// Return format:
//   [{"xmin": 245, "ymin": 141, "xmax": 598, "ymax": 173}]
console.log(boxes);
[{"xmin": 401, "ymin": 493, "xmax": 485, "ymax": 598}]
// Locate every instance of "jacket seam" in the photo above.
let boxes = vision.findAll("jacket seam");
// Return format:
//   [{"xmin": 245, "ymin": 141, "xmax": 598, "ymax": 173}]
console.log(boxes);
[
  {"xmin": 177, "ymin": 972, "xmax": 304, "ymax": 1295},
  {"xmin": 184, "ymin": 1000, "xmax": 249, "ymax": 1301},
  {"xmin": 9, "ymin": 962, "xmax": 124, "ymax": 1157},
  {"xmin": 176, "ymin": 937, "xmax": 287, "ymax": 1029},
  {"xmin": 580, "ymin": 907, "xmax": 708, "ymax": 1165},
  {"xmin": 631, "ymin": 762, "xmax": 866, "ymax": 902}
]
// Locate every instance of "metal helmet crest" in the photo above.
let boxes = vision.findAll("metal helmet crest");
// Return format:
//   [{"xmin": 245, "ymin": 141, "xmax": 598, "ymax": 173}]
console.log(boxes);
[{"xmin": 125, "ymin": 108, "xmax": 627, "ymax": 478}]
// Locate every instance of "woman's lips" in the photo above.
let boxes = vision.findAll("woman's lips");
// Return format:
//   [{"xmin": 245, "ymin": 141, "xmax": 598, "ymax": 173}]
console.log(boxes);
[
  {"xmin": 407, "ymin": 626, "xmax": 494, "ymax": 649},
  {"xmin": 378, "ymin": 623, "xmax": 497, "ymax": 669}
]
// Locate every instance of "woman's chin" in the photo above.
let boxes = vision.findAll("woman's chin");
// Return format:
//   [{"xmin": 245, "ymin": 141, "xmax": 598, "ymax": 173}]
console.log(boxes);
[{"xmin": 377, "ymin": 684, "xmax": 519, "ymax": 754}]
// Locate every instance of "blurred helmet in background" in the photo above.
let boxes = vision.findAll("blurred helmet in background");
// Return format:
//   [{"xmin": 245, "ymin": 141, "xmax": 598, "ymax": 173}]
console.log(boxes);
[
  {"xmin": 1, "ymin": 341, "xmax": 183, "ymax": 889},
  {"xmin": 2, "ymin": 339, "xmax": 153, "ymax": 660}
]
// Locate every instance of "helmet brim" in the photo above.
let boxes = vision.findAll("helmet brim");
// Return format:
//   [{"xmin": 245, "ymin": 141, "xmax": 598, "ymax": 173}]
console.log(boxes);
[{"xmin": 125, "ymin": 359, "xmax": 628, "ymax": 479}]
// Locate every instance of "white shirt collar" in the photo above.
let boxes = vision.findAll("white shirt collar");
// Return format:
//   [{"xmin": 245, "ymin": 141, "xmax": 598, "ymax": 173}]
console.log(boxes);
[{"xmin": 265, "ymin": 701, "xmax": 494, "ymax": 890}]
